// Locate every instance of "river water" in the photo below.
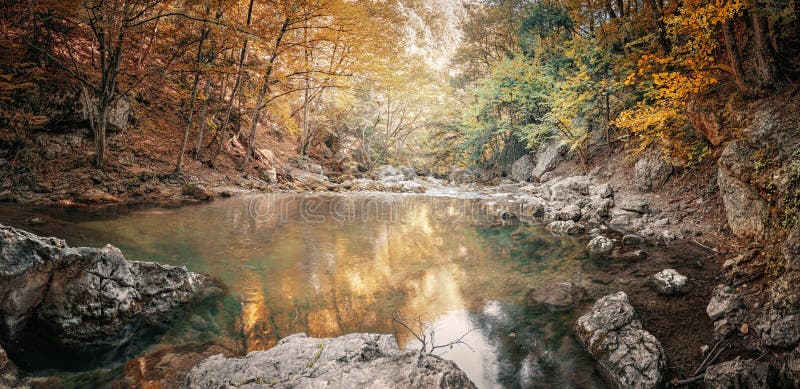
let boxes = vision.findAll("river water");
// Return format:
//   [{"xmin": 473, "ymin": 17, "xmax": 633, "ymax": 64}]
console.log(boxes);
[{"xmin": 0, "ymin": 193, "xmax": 606, "ymax": 388}]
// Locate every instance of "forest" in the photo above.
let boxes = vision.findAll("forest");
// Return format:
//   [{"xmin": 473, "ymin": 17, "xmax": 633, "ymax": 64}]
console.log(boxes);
[
  {"xmin": 1, "ymin": 0, "xmax": 796, "ymax": 180},
  {"xmin": 1, "ymin": 0, "xmax": 800, "ymax": 388}
]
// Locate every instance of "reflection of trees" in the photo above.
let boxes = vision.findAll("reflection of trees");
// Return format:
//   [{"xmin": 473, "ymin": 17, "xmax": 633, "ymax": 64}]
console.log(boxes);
[{"xmin": 63, "ymin": 194, "xmax": 593, "ymax": 380}]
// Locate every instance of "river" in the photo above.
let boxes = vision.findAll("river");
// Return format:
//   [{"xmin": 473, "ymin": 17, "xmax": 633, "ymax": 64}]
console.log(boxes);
[{"xmin": 0, "ymin": 193, "xmax": 607, "ymax": 388}]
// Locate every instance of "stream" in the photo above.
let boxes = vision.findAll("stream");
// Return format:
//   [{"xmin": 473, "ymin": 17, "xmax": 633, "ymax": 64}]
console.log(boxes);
[{"xmin": 0, "ymin": 193, "xmax": 607, "ymax": 388}]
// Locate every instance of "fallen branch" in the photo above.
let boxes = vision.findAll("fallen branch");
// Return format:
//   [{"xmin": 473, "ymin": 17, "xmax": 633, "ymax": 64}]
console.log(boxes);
[
  {"xmin": 668, "ymin": 374, "xmax": 705, "ymax": 387},
  {"xmin": 690, "ymin": 239, "xmax": 719, "ymax": 254}
]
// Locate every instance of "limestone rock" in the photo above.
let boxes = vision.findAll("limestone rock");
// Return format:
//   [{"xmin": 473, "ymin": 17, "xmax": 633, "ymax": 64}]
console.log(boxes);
[
  {"xmin": 185, "ymin": 333, "xmax": 476, "ymax": 389},
  {"xmin": 531, "ymin": 139, "xmax": 568, "ymax": 181},
  {"xmin": 717, "ymin": 141, "xmax": 769, "ymax": 240},
  {"xmin": 705, "ymin": 358, "xmax": 775, "ymax": 389},
  {"xmin": 651, "ymin": 269, "xmax": 689, "ymax": 295},
  {"xmin": 587, "ymin": 235, "xmax": 614, "ymax": 255},
  {"xmin": 635, "ymin": 151, "xmax": 672, "ymax": 192},
  {"xmin": 547, "ymin": 221, "xmax": 585, "ymax": 235},
  {"xmin": 575, "ymin": 292, "xmax": 666, "ymax": 389},
  {"xmin": 758, "ymin": 272, "xmax": 800, "ymax": 348},
  {"xmin": 0, "ymin": 225, "xmax": 222, "ymax": 356},
  {"xmin": 706, "ymin": 285, "xmax": 745, "ymax": 340},
  {"xmin": 511, "ymin": 155, "xmax": 536, "ymax": 182},
  {"xmin": 617, "ymin": 196, "xmax": 651, "ymax": 213}
]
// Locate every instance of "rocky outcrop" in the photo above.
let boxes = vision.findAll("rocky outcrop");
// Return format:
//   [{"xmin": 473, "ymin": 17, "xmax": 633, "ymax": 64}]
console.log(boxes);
[
  {"xmin": 706, "ymin": 285, "xmax": 746, "ymax": 340},
  {"xmin": 651, "ymin": 269, "xmax": 689, "ymax": 296},
  {"xmin": 717, "ymin": 141, "xmax": 769, "ymax": 240},
  {"xmin": 757, "ymin": 271, "xmax": 800, "ymax": 348},
  {"xmin": 587, "ymin": 235, "xmax": 614, "ymax": 255},
  {"xmin": 575, "ymin": 292, "xmax": 666, "ymax": 389},
  {"xmin": 185, "ymin": 333, "xmax": 476, "ymax": 389},
  {"xmin": 635, "ymin": 151, "xmax": 672, "ymax": 192},
  {"xmin": 0, "ymin": 225, "xmax": 222, "ymax": 358},
  {"xmin": 531, "ymin": 139, "xmax": 568, "ymax": 181},
  {"xmin": 704, "ymin": 358, "xmax": 776, "ymax": 388},
  {"xmin": 511, "ymin": 155, "xmax": 536, "ymax": 182}
]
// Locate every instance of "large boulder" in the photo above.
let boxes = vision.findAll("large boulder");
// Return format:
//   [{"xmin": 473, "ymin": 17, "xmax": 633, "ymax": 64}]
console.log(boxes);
[
  {"xmin": 575, "ymin": 292, "xmax": 666, "ymax": 389},
  {"xmin": 511, "ymin": 155, "xmax": 536, "ymax": 182},
  {"xmin": 448, "ymin": 167, "xmax": 478, "ymax": 184},
  {"xmin": 717, "ymin": 141, "xmax": 769, "ymax": 240},
  {"xmin": 0, "ymin": 225, "xmax": 222, "ymax": 359},
  {"xmin": 185, "ymin": 333, "xmax": 476, "ymax": 389},
  {"xmin": 531, "ymin": 139, "xmax": 568, "ymax": 180},
  {"xmin": 547, "ymin": 221, "xmax": 585, "ymax": 235},
  {"xmin": 706, "ymin": 284, "xmax": 746, "ymax": 340},
  {"xmin": 705, "ymin": 358, "xmax": 776, "ymax": 388},
  {"xmin": 635, "ymin": 151, "xmax": 673, "ymax": 192}
]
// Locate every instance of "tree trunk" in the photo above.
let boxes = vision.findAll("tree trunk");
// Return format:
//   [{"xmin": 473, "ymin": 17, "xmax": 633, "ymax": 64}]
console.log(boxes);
[
  {"xmin": 176, "ymin": 27, "xmax": 208, "ymax": 174},
  {"xmin": 723, "ymin": 20, "xmax": 749, "ymax": 94},
  {"xmin": 214, "ymin": 0, "xmax": 255, "ymax": 165},
  {"xmin": 94, "ymin": 103, "xmax": 109, "ymax": 169},
  {"xmin": 195, "ymin": 77, "xmax": 212, "ymax": 159},
  {"xmin": 645, "ymin": 0, "xmax": 669, "ymax": 54},
  {"xmin": 751, "ymin": 5, "xmax": 778, "ymax": 89}
]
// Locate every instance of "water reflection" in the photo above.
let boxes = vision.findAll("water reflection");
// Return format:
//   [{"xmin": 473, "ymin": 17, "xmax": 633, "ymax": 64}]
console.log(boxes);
[{"xmin": 0, "ymin": 194, "xmax": 605, "ymax": 388}]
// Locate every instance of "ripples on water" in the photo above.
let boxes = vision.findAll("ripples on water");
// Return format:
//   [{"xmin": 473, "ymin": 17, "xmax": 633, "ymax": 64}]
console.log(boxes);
[{"xmin": 0, "ymin": 194, "xmax": 606, "ymax": 388}]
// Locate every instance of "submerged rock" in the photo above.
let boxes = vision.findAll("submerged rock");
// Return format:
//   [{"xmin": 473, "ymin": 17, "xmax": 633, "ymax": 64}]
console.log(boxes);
[
  {"xmin": 185, "ymin": 333, "xmax": 476, "ymax": 389},
  {"xmin": 651, "ymin": 269, "xmax": 689, "ymax": 295},
  {"xmin": 0, "ymin": 225, "xmax": 222, "ymax": 360},
  {"xmin": 575, "ymin": 292, "xmax": 666, "ymax": 389},
  {"xmin": 527, "ymin": 282, "xmax": 586, "ymax": 311},
  {"xmin": 705, "ymin": 358, "xmax": 776, "ymax": 388},
  {"xmin": 0, "ymin": 344, "xmax": 20, "ymax": 388}
]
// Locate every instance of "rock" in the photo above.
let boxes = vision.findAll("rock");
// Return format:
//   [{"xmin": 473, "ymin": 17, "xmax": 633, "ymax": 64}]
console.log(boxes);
[
  {"xmin": 783, "ymin": 223, "xmax": 800, "ymax": 270},
  {"xmin": 185, "ymin": 333, "xmax": 476, "ymax": 389},
  {"xmin": 259, "ymin": 167, "xmax": 278, "ymax": 183},
  {"xmin": 706, "ymin": 285, "xmax": 745, "ymax": 340},
  {"xmin": 757, "ymin": 272, "xmax": 800, "ymax": 348},
  {"xmin": 688, "ymin": 103, "xmax": 726, "ymax": 146},
  {"xmin": 0, "ymin": 225, "xmax": 222, "ymax": 357},
  {"xmin": 373, "ymin": 165, "xmax": 399, "ymax": 179},
  {"xmin": 617, "ymin": 196, "xmax": 651, "ymax": 213},
  {"xmin": 511, "ymin": 155, "xmax": 536, "ymax": 182},
  {"xmin": 448, "ymin": 167, "xmax": 478, "ymax": 184},
  {"xmin": 547, "ymin": 221, "xmax": 585, "ymax": 235},
  {"xmin": 590, "ymin": 183, "xmax": 614, "ymax": 199},
  {"xmin": 299, "ymin": 161, "xmax": 324, "ymax": 175},
  {"xmin": 575, "ymin": 292, "xmax": 666, "ymax": 389},
  {"xmin": 531, "ymin": 139, "xmax": 568, "ymax": 180},
  {"xmin": 705, "ymin": 358, "xmax": 776, "ymax": 388},
  {"xmin": 183, "ymin": 183, "xmax": 215, "ymax": 202},
  {"xmin": 651, "ymin": 269, "xmax": 689, "ymax": 295},
  {"xmin": 783, "ymin": 345, "xmax": 800, "ymax": 387},
  {"xmin": 634, "ymin": 151, "xmax": 673, "ymax": 192},
  {"xmin": 609, "ymin": 209, "xmax": 645, "ymax": 230},
  {"xmin": 622, "ymin": 234, "xmax": 644, "ymax": 246},
  {"xmin": 557, "ymin": 204, "xmax": 582, "ymax": 221},
  {"xmin": 0, "ymin": 343, "xmax": 19, "ymax": 388},
  {"xmin": 527, "ymin": 282, "xmax": 586, "ymax": 311},
  {"xmin": 399, "ymin": 166, "xmax": 416, "ymax": 180},
  {"xmin": 718, "ymin": 141, "xmax": 769, "ymax": 240},
  {"xmin": 587, "ymin": 235, "xmax": 614, "ymax": 255}
]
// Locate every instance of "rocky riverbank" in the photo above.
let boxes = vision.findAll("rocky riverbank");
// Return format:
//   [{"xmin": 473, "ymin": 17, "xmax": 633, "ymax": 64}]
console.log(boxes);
[{"xmin": 0, "ymin": 224, "xmax": 224, "ymax": 383}]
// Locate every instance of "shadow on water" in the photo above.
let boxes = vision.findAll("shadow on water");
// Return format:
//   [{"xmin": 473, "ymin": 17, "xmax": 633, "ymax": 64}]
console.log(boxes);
[{"xmin": 0, "ymin": 194, "xmax": 608, "ymax": 388}]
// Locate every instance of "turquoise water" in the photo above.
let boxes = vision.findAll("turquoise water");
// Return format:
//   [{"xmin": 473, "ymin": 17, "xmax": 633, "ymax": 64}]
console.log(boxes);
[{"xmin": 0, "ymin": 194, "xmax": 605, "ymax": 388}]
